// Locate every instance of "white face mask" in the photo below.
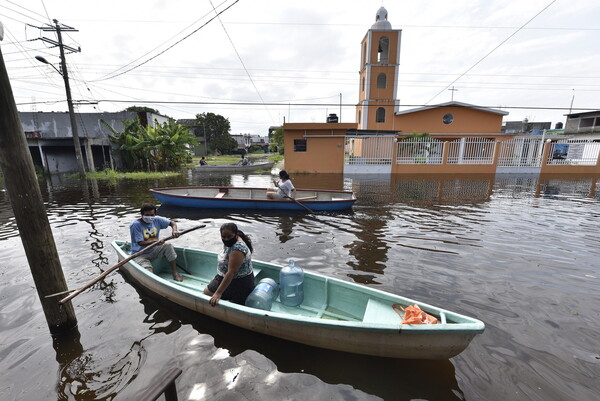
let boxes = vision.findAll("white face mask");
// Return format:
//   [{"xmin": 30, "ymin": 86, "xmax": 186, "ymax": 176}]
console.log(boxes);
[{"xmin": 142, "ymin": 215, "xmax": 155, "ymax": 224}]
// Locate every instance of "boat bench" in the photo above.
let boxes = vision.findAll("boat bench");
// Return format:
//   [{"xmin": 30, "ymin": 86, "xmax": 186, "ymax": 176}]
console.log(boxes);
[{"xmin": 362, "ymin": 298, "xmax": 401, "ymax": 324}]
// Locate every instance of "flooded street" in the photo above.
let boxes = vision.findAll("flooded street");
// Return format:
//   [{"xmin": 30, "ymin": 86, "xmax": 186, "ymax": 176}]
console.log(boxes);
[{"xmin": 1, "ymin": 171, "xmax": 599, "ymax": 400}]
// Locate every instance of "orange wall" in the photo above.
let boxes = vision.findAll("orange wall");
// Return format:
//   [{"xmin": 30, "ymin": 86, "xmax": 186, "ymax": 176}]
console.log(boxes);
[
  {"xmin": 395, "ymin": 106, "xmax": 503, "ymax": 134},
  {"xmin": 368, "ymin": 31, "xmax": 400, "ymax": 65},
  {"xmin": 283, "ymin": 123, "xmax": 357, "ymax": 173}
]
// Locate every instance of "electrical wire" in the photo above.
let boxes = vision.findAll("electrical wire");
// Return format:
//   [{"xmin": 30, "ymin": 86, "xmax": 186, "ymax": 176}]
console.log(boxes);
[
  {"xmin": 92, "ymin": 0, "xmax": 238, "ymax": 82},
  {"xmin": 425, "ymin": 0, "xmax": 558, "ymax": 104},
  {"xmin": 209, "ymin": 0, "xmax": 275, "ymax": 124}
]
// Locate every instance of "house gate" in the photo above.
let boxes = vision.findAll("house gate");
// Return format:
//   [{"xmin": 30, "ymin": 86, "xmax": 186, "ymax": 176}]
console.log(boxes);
[{"xmin": 344, "ymin": 135, "xmax": 395, "ymax": 174}]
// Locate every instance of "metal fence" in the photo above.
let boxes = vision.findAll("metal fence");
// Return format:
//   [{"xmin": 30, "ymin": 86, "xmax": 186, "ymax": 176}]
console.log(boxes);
[
  {"xmin": 546, "ymin": 139, "xmax": 600, "ymax": 166},
  {"xmin": 395, "ymin": 137, "xmax": 444, "ymax": 164},
  {"xmin": 344, "ymin": 135, "xmax": 395, "ymax": 165},
  {"xmin": 497, "ymin": 137, "xmax": 544, "ymax": 167},
  {"xmin": 446, "ymin": 137, "xmax": 495, "ymax": 164}
]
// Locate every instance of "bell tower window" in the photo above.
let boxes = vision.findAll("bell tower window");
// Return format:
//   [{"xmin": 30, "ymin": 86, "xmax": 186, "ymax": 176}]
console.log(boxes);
[
  {"xmin": 377, "ymin": 37, "xmax": 389, "ymax": 64},
  {"xmin": 377, "ymin": 73, "xmax": 386, "ymax": 88},
  {"xmin": 376, "ymin": 107, "xmax": 386, "ymax": 123}
]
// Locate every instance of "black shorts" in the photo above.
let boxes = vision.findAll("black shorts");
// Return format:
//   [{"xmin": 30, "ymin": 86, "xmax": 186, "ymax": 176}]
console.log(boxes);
[{"xmin": 207, "ymin": 273, "xmax": 255, "ymax": 305}]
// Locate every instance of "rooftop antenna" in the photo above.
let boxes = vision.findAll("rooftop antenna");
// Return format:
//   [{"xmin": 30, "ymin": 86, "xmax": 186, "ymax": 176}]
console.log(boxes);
[{"xmin": 568, "ymin": 89, "xmax": 575, "ymax": 114}]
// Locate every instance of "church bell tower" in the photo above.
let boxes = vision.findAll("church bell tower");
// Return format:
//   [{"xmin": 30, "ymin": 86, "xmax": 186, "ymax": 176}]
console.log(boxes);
[{"xmin": 356, "ymin": 7, "xmax": 401, "ymax": 130}]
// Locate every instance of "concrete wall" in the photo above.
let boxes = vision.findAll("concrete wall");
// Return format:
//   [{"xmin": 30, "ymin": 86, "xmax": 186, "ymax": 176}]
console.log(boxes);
[
  {"xmin": 283, "ymin": 123, "xmax": 357, "ymax": 173},
  {"xmin": 564, "ymin": 112, "xmax": 600, "ymax": 136}
]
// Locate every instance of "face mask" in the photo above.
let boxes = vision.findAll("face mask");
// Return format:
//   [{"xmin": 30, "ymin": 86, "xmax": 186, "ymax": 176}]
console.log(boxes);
[
  {"xmin": 142, "ymin": 216, "xmax": 155, "ymax": 224},
  {"xmin": 222, "ymin": 236, "xmax": 237, "ymax": 247}
]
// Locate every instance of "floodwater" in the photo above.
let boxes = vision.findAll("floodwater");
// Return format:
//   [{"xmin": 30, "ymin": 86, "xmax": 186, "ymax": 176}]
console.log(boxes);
[{"xmin": 0, "ymin": 170, "xmax": 599, "ymax": 401}]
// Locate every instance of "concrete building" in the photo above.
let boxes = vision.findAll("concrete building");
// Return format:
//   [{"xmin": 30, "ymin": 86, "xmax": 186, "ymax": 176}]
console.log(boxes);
[
  {"xmin": 564, "ymin": 111, "xmax": 600, "ymax": 140},
  {"xmin": 20, "ymin": 111, "xmax": 170, "ymax": 173}
]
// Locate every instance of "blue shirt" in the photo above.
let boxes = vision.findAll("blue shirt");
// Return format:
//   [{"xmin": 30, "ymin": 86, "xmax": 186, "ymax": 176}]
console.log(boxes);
[
  {"xmin": 130, "ymin": 216, "xmax": 171, "ymax": 254},
  {"xmin": 217, "ymin": 241, "xmax": 253, "ymax": 278}
]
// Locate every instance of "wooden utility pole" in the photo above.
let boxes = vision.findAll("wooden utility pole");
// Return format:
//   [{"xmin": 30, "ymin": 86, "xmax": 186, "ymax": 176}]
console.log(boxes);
[
  {"xmin": 36, "ymin": 19, "xmax": 87, "ymax": 176},
  {"xmin": 0, "ymin": 46, "xmax": 78, "ymax": 334}
]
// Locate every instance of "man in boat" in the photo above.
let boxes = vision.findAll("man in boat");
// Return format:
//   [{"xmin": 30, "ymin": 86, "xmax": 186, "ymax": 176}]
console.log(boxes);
[
  {"xmin": 199, "ymin": 156, "xmax": 208, "ymax": 166},
  {"xmin": 130, "ymin": 203, "xmax": 183, "ymax": 281}
]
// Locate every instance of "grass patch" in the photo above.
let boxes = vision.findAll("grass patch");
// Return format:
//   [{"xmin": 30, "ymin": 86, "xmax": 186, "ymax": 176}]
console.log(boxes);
[
  {"xmin": 267, "ymin": 154, "xmax": 284, "ymax": 163},
  {"xmin": 86, "ymin": 169, "xmax": 182, "ymax": 180}
]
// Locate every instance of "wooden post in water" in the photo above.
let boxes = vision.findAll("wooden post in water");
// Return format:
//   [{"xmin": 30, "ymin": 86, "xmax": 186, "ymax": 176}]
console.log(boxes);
[{"xmin": 0, "ymin": 46, "xmax": 77, "ymax": 334}]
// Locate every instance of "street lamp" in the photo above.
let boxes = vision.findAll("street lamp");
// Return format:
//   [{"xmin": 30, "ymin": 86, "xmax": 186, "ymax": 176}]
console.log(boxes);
[{"xmin": 35, "ymin": 54, "xmax": 86, "ymax": 177}]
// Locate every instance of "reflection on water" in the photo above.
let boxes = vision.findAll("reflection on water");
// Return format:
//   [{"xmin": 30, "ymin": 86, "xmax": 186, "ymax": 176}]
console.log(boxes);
[{"xmin": 0, "ymin": 172, "xmax": 599, "ymax": 400}]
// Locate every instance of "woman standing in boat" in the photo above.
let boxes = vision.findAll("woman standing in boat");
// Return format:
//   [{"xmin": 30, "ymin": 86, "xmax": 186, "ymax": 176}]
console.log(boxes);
[
  {"xmin": 266, "ymin": 170, "xmax": 296, "ymax": 199},
  {"xmin": 204, "ymin": 222, "xmax": 255, "ymax": 306}
]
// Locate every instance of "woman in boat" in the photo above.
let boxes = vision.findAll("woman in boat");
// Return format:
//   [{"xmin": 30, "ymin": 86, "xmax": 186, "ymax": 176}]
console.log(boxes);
[
  {"xmin": 266, "ymin": 170, "xmax": 296, "ymax": 200},
  {"xmin": 204, "ymin": 222, "xmax": 255, "ymax": 306}
]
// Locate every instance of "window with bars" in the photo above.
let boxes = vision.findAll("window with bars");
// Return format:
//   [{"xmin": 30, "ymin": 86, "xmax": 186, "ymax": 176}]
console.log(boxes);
[{"xmin": 294, "ymin": 139, "xmax": 307, "ymax": 152}]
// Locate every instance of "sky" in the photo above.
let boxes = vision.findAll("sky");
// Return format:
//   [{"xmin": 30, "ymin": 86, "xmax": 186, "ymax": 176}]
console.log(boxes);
[{"xmin": 1, "ymin": 0, "xmax": 599, "ymax": 136}]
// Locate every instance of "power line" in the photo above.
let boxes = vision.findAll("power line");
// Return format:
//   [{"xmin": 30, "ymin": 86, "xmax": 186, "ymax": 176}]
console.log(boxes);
[
  {"xmin": 425, "ymin": 0, "xmax": 558, "ymax": 105},
  {"xmin": 209, "ymin": 0, "xmax": 275, "ymax": 124},
  {"xmin": 16, "ymin": 99, "xmax": 599, "ymax": 112},
  {"xmin": 0, "ymin": 4, "xmax": 46, "ymax": 24},
  {"xmin": 92, "ymin": 0, "xmax": 239, "ymax": 82}
]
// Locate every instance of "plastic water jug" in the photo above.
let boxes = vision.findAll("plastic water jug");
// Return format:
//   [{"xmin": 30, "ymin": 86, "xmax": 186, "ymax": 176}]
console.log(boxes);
[
  {"xmin": 245, "ymin": 278, "xmax": 279, "ymax": 311},
  {"xmin": 279, "ymin": 259, "xmax": 304, "ymax": 307}
]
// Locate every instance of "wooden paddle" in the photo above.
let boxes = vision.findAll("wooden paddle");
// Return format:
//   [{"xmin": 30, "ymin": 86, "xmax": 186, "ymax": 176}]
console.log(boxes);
[
  {"xmin": 284, "ymin": 195, "xmax": 315, "ymax": 213},
  {"xmin": 49, "ymin": 225, "xmax": 206, "ymax": 305}
]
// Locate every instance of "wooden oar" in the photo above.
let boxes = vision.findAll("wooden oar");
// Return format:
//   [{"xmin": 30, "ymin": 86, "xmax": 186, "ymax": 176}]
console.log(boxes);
[
  {"xmin": 284, "ymin": 195, "xmax": 314, "ymax": 213},
  {"xmin": 52, "ymin": 225, "xmax": 206, "ymax": 305}
]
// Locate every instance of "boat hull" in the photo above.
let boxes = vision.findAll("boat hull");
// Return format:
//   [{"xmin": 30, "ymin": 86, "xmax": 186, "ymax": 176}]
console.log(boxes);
[
  {"xmin": 150, "ymin": 186, "xmax": 357, "ymax": 211},
  {"xmin": 111, "ymin": 241, "xmax": 484, "ymax": 359}
]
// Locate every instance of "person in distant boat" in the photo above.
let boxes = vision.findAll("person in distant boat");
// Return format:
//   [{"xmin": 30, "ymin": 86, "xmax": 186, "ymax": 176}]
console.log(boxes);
[
  {"xmin": 199, "ymin": 156, "xmax": 208, "ymax": 166},
  {"xmin": 130, "ymin": 203, "xmax": 182, "ymax": 282},
  {"xmin": 266, "ymin": 170, "xmax": 296, "ymax": 200},
  {"xmin": 204, "ymin": 222, "xmax": 255, "ymax": 306},
  {"xmin": 238, "ymin": 154, "xmax": 250, "ymax": 166}
]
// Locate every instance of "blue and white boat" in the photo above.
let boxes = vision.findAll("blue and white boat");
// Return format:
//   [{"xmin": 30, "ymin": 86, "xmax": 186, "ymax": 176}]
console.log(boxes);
[{"xmin": 150, "ymin": 186, "xmax": 357, "ymax": 211}]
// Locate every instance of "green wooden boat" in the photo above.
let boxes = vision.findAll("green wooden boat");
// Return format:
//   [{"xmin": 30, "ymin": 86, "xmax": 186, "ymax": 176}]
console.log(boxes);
[{"xmin": 111, "ymin": 241, "xmax": 484, "ymax": 359}]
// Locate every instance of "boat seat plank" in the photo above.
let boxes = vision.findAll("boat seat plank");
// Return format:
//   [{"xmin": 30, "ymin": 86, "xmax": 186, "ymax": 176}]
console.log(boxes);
[
  {"xmin": 215, "ymin": 191, "xmax": 227, "ymax": 198},
  {"xmin": 296, "ymin": 196, "xmax": 318, "ymax": 201},
  {"xmin": 363, "ymin": 298, "xmax": 400, "ymax": 324}
]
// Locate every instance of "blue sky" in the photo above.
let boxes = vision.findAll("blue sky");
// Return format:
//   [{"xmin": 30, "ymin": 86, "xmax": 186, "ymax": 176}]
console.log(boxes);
[{"xmin": 2, "ymin": 0, "xmax": 599, "ymax": 135}]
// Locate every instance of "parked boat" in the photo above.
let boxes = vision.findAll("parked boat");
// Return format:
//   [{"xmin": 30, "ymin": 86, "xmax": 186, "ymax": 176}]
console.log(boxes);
[
  {"xmin": 195, "ymin": 161, "xmax": 274, "ymax": 173},
  {"xmin": 111, "ymin": 241, "xmax": 485, "ymax": 359},
  {"xmin": 150, "ymin": 186, "xmax": 357, "ymax": 211}
]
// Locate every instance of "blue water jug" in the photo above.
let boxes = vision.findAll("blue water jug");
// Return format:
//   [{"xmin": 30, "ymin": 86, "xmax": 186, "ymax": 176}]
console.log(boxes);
[
  {"xmin": 279, "ymin": 259, "xmax": 304, "ymax": 307},
  {"xmin": 245, "ymin": 278, "xmax": 279, "ymax": 311}
]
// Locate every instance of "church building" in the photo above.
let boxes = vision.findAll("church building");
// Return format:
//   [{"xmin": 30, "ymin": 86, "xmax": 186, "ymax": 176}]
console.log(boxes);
[{"xmin": 283, "ymin": 7, "xmax": 515, "ymax": 175}]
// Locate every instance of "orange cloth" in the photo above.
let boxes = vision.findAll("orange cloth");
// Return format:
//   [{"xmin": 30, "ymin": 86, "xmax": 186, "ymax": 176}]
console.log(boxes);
[{"xmin": 394, "ymin": 304, "xmax": 438, "ymax": 325}]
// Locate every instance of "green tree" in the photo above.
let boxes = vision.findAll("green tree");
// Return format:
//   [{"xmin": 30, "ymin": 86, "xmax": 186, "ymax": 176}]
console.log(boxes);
[
  {"xmin": 122, "ymin": 106, "xmax": 160, "ymax": 114},
  {"xmin": 195, "ymin": 112, "xmax": 236, "ymax": 154},
  {"xmin": 271, "ymin": 126, "xmax": 284, "ymax": 153},
  {"xmin": 103, "ymin": 118, "xmax": 196, "ymax": 171}
]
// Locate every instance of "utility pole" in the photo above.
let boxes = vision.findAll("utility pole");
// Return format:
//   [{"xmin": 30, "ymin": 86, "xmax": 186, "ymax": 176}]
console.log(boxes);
[
  {"xmin": 0, "ymin": 34, "xmax": 78, "ymax": 334},
  {"xmin": 35, "ymin": 20, "xmax": 86, "ymax": 177}
]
